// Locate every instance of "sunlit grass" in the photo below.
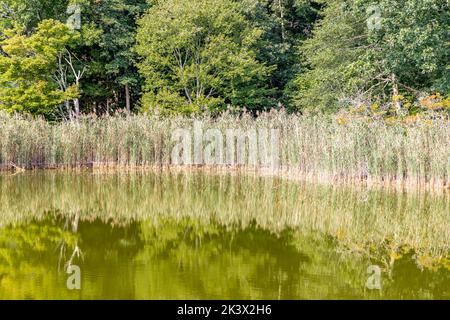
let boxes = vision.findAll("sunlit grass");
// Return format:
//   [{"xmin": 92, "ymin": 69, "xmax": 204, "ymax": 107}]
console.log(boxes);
[{"xmin": 0, "ymin": 110, "xmax": 448, "ymax": 188}]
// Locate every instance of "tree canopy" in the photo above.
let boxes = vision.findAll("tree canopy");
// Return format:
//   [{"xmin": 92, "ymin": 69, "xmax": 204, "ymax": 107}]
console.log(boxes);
[
  {"xmin": 0, "ymin": 0, "xmax": 448, "ymax": 117},
  {"xmin": 294, "ymin": 0, "xmax": 449, "ymax": 113},
  {"xmin": 0, "ymin": 19, "xmax": 78, "ymax": 116},
  {"xmin": 136, "ymin": 0, "xmax": 275, "ymax": 114}
]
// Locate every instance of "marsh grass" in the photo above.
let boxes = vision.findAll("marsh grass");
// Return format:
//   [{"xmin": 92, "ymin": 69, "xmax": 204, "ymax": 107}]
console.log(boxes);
[{"xmin": 0, "ymin": 110, "xmax": 448, "ymax": 188}]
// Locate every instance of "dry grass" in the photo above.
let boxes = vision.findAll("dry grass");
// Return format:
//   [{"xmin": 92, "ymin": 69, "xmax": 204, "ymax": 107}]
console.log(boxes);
[{"xmin": 0, "ymin": 110, "xmax": 449, "ymax": 189}]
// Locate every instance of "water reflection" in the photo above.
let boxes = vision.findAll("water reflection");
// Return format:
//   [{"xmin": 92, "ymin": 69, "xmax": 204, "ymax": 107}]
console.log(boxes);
[{"xmin": 0, "ymin": 171, "xmax": 448, "ymax": 299}]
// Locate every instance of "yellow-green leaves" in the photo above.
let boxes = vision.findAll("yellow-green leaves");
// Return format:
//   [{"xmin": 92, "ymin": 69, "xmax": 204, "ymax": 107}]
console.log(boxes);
[{"xmin": 0, "ymin": 19, "xmax": 79, "ymax": 116}]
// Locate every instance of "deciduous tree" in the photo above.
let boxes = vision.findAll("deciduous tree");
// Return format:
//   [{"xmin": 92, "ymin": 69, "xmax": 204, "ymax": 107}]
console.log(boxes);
[
  {"xmin": 0, "ymin": 19, "xmax": 79, "ymax": 116},
  {"xmin": 136, "ymin": 0, "xmax": 275, "ymax": 114}
]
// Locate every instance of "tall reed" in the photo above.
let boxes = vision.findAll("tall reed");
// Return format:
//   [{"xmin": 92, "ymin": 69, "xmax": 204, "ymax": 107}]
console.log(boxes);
[{"xmin": 0, "ymin": 110, "xmax": 448, "ymax": 188}]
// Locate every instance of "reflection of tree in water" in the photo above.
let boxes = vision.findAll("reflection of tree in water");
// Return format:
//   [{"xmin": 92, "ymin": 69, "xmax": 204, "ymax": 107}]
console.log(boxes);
[
  {"xmin": 1, "ymin": 172, "xmax": 448, "ymax": 273},
  {"xmin": 388, "ymin": 251, "xmax": 450, "ymax": 299},
  {"xmin": 136, "ymin": 218, "xmax": 418, "ymax": 299},
  {"xmin": 58, "ymin": 213, "xmax": 82, "ymax": 272},
  {"xmin": 58, "ymin": 213, "xmax": 144, "ymax": 271},
  {"xmin": 0, "ymin": 214, "xmax": 449, "ymax": 299},
  {"xmin": 137, "ymin": 218, "xmax": 311, "ymax": 299},
  {"xmin": 74, "ymin": 216, "xmax": 143, "ymax": 298},
  {"xmin": 0, "ymin": 212, "xmax": 143, "ymax": 299},
  {"xmin": 135, "ymin": 218, "xmax": 450, "ymax": 299},
  {"xmin": 0, "ymin": 213, "xmax": 77, "ymax": 299},
  {"xmin": 0, "ymin": 214, "xmax": 77, "ymax": 267},
  {"xmin": 0, "ymin": 215, "xmax": 314, "ymax": 299}
]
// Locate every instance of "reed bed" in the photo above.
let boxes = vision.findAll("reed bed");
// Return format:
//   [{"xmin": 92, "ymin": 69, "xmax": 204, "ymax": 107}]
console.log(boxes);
[{"xmin": 0, "ymin": 110, "xmax": 448, "ymax": 188}]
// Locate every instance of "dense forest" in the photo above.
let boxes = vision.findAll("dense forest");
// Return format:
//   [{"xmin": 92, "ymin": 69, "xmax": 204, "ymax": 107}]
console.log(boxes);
[{"xmin": 0, "ymin": 0, "xmax": 448, "ymax": 119}]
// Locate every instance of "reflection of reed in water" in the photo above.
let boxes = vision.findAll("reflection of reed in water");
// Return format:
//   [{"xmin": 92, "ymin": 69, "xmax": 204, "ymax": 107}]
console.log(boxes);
[{"xmin": 0, "ymin": 171, "xmax": 448, "ymax": 270}]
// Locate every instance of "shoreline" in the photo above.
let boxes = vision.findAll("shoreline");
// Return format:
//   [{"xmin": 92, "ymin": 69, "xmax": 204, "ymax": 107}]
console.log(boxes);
[{"xmin": 1, "ymin": 162, "xmax": 448, "ymax": 194}]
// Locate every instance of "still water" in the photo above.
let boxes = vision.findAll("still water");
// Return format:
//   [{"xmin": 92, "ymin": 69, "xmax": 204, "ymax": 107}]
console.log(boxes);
[{"xmin": 0, "ymin": 171, "xmax": 448, "ymax": 299}]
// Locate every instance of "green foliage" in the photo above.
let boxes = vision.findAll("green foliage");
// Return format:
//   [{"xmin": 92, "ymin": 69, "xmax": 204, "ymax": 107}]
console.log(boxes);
[
  {"xmin": 366, "ymin": 0, "xmax": 449, "ymax": 93},
  {"xmin": 241, "ymin": 0, "xmax": 320, "ymax": 108},
  {"xmin": 74, "ymin": 0, "xmax": 148, "ymax": 112},
  {"xmin": 293, "ymin": 0, "xmax": 449, "ymax": 112},
  {"xmin": 1, "ymin": 0, "xmax": 148, "ymax": 115},
  {"xmin": 0, "ymin": 19, "xmax": 79, "ymax": 116},
  {"xmin": 0, "ymin": 0, "xmax": 448, "ymax": 115},
  {"xmin": 293, "ymin": 0, "xmax": 366, "ymax": 111},
  {"xmin": 136, "ymin": 0, "xmax": 275, "ymax": 114},
  {"xmin": 0, "ymin": 0, "xmax": 69, "ymax": 33}
]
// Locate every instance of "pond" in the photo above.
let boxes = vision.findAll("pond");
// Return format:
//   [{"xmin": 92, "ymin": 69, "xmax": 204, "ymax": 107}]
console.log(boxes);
[{"xmin": 0, "ymin": 171, "xmax": 448, "ymax": 299}]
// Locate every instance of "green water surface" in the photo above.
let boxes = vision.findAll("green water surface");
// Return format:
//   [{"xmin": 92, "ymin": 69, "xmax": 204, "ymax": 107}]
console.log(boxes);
[{"xmin": 0, "ymin": 171, "xmax": 448, "ymax": 299}]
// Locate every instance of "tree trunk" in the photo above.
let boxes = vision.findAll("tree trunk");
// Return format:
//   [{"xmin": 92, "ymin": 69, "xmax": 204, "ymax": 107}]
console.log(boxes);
[
  {"xmin": 65, "ymin": 100, "xmax": 71, "ymax": 118},
  {"xmin": 125, "ymin": 84, "xmax": 131, "ymax": 114},
  {"xmin": 391, "ymin": 74, "xmax": 402, "ymax": 116},
  {"xmin": 74, "ymin": 98, "xmax": 80, "ymax": 118},
  {"xmin": 278, "ymin": 0, "xmax": 286, "ymax": 42}
]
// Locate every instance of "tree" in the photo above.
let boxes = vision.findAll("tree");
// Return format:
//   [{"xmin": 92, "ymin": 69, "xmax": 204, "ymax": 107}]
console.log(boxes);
[
  {"xmin": 293, "ymin": 0, "xmax": 449, "ymax": 113},
  {"xmin": 240, "ymin": 0, "xmax": 320, "ymax": 108},
  {"xmin": 1, "ymin": 0, "xmax": 148, "ymax": 115},
  {"xmin": 0, "ymin": 0, "xmax": 69, "ymax": 33},
  {"xmin": 74, "ymin": 0, "xmax": 148, "ymax": 114},
  {"xmin": 54, "ymin": 48, "xmax": 86, "ymax": 118},
  {"xmin": 0, "ymin": 19, "xmax": 79, "ymax": 117},
  {"xmin": 135, "ymin": 0, "xmax": 275, "ymax": 114},
  {"xmin": 365, "ymin": 0, "xmax": 449, "ymax": 110}
]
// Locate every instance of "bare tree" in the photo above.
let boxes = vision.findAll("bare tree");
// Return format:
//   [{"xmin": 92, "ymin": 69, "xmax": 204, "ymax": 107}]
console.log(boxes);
[
  {"xmin": 54, "ymin": 49, "xmax": 86, "ymax": 119},
  {"xmin": 54, "ymin": 52, "xmax": 71, "ymax": 119},
  {"xmin": 65, "ymin": 50, "xmax": 86, "ymax": 118}
]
